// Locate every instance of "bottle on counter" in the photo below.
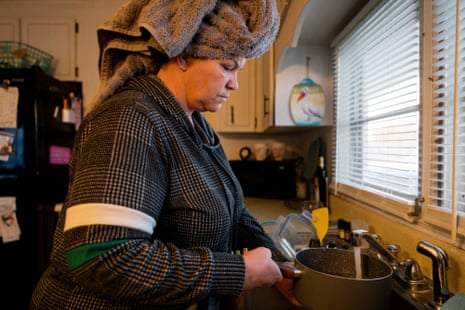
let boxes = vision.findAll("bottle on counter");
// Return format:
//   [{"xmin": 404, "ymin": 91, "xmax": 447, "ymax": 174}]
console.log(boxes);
[
  {"xmin": 70, "ymin": 92, "xmax": 82, "ymax": 130},
  {"xmin": 314, "ymin": 156, "xmax": 328, "ymax": 208},
  {"xmin": 61, "ymin": 97, "xmax": 75, "ymax": 124},
  {"xmin": 337, "ymin": 219, "xmax": 345, "ymax": 240}
]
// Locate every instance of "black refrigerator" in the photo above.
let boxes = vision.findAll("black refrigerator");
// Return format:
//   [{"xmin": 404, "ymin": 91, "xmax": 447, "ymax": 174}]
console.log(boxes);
[{"xmin": 0, "ymin": 66, "xmax": 82, "ymax": 309}]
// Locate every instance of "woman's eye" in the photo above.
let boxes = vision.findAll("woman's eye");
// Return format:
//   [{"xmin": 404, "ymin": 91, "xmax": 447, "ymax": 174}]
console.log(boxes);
[{"xmin": 221, "ymin": 61, "xmax": 237, "ymax": 72}]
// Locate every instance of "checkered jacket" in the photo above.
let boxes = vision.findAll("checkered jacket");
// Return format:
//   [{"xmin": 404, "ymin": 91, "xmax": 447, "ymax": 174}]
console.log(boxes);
[{"xmin": 30, "ymin": 75, "xmax": 283, "ymax": 309}]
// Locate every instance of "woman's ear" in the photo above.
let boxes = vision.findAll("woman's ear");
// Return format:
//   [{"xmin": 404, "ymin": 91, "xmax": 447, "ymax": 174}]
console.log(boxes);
[{"xmin": 176, "ymin": 54, "xmax": 188, "ymax": 71}]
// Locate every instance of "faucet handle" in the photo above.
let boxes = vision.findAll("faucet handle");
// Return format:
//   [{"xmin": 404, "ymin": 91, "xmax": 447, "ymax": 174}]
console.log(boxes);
[
  {"xmin": 387, "ymin": 244, "xmax": 400, "ymax": 258},
  {"xmin": 403, "ymin": 258, "xmax": 425, "ymax": 282}
]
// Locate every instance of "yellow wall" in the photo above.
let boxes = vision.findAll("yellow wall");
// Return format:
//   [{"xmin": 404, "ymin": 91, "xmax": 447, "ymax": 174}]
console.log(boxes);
[{"xmin": 330, "ymin": 195, "xmax": 465, "ymax": 294}]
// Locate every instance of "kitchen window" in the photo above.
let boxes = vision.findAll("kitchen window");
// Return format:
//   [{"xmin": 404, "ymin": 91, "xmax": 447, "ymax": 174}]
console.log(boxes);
[{"xmin": 333, "ymin": 0, "xmax": 465, "ymax": 244}]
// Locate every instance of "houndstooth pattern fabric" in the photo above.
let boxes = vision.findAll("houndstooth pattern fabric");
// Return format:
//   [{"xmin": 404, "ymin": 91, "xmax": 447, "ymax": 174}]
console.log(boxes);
[{"xmin": 30, "ymin": 75, "xmax": 283, "ymax": 309}]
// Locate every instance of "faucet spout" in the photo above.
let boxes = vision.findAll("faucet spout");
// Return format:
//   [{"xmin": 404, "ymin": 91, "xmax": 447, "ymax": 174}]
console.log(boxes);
[
  {"xmin": 416, "ymin": 240, "xmax": 450, "ymax": 306},
  {"xmin": 351, "ymin": 229, "xmax": 399, "ymax": 269}
]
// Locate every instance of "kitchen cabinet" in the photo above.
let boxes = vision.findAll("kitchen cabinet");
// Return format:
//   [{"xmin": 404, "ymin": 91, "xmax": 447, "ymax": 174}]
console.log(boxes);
[
  {"xmin": 21, "ymin": 18, "xmax": 78, "ymax": 81},
  {"xmin": 0, "ymin": 18, "xmax": 20, "ymax": 41},
  {"xmin": 0, "ymin": 0, "xmax": 129, "ymax": 109},
  {"xmin": 0, "ymin": 17, "xmax": 77, "ymax": 81},
  {"xmin": 211, "ymin": 49, "xmax": 273, "ymax": 133}
]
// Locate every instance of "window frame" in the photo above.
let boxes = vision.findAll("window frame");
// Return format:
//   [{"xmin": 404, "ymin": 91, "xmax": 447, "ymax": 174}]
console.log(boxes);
[{"xmin": 332, "ymin": 0, "xmax": 465, "ymax": 246}]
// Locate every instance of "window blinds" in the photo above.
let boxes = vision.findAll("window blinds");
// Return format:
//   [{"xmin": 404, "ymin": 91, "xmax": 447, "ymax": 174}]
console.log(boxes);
[
  {"xmin": 334, "ymin": 0, "xmax": 421, "ymax": 211},
  {"xmin": 426, "ymin": 0, "xmax": 457, "ymax": 213},
  {"xmin": 423, "ymin": 0, "xmax": 465, "ymax": 238}
]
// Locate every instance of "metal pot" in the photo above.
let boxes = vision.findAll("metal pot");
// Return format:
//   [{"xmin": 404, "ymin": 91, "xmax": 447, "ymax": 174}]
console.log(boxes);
[{"xmin": 293, "ymin": 248, "xmax": 393, "ymax": 310}]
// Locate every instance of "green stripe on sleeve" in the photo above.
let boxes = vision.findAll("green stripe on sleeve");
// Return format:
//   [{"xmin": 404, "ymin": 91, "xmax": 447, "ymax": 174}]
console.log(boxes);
[{"xmin": 65, "ymin": 239, "xmax": 130, "ymax": 270}]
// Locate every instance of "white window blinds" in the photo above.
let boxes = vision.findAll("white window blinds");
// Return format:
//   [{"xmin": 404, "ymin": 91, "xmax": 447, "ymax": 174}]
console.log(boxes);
[
  {"xmin": 423, "ymin": 0, "xmax": 465, "ymax": 238},
  {"xmin": 333, "ymin": 0, "xmax": 421, "ymax": 215}
]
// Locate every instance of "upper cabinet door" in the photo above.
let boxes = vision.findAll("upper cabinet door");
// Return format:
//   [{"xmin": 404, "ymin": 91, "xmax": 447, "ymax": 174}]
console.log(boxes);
[
  {"xmin": 0, "ymin": 18, "xmax": 20, "ymax": 41},
  {"xmin": 21, "ymin": 18, "xmax": 77, "ymax": 80}
]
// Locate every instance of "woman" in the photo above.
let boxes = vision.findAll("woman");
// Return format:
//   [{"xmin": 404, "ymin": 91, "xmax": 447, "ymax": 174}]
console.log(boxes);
[{"xmin": 30, "ymin": 0, "xmax": 300, "ymax": 309}]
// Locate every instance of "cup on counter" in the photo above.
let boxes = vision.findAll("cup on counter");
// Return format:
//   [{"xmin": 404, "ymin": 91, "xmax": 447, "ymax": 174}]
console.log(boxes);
[
  {"xmin": 253, "ymin": 143, "xmax": 269, "ymax": 161},
  {"xmin": 271, "ymin": 142, "xmax": 286, "ymax": 161}
]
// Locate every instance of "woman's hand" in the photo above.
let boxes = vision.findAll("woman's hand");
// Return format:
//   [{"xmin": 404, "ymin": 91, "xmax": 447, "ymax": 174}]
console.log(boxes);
[{"xmin": 242, "ymin": 247, "xmax": 282, "ymax": 290}]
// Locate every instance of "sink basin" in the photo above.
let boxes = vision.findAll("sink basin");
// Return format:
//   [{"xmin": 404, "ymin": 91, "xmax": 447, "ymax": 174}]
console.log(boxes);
[{"xmin": 294, "ymin": 248, "xmax": 393, "ymax": 310}]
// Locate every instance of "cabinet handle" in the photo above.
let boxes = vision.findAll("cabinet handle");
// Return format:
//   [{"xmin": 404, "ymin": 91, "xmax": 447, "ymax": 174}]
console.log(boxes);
[
  {"xmin": 230, "ymin": 106, "xmax": 235, "ymax": 124},
  {"xmin": 264, "ymin": 95, "xmax": 270, "ymax": 116}
]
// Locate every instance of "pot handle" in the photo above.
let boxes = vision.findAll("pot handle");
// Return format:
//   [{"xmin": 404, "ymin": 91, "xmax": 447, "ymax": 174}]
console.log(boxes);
[{"xmin": 277, "ymin": 262, "xmax": 302, "ymax": 279}]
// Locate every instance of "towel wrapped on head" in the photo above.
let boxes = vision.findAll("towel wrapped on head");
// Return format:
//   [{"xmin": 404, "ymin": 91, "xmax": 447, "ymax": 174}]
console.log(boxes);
[{"xmin": 91, "ymin": 0, "xmax": 280, "ymax": 109}]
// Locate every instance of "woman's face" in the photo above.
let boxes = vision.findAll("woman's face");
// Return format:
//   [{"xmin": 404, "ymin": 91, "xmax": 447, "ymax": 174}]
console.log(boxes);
[{"xmin": 184, "ymin": 57, "xmax": 246, "ymax": 113}]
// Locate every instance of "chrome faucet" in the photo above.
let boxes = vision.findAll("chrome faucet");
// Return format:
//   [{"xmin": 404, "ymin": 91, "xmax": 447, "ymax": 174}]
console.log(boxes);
[
  {"xmin": 351, "ymin": 229, "xmax": 426, "ymax": 288},
  {"xmin": 350, "ymin": 229, "xmax": 400, "ymax": 270},
  {"xmin": 351, "ymin": 231, "xmax": 450, "ymax": 308},
  {"xmin": 417, "ymin": 240, "xmax": 450, "ymax": 307}
]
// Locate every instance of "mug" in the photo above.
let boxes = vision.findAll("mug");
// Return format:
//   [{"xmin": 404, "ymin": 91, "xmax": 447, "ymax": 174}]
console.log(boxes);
[
  {"xmin": 253, "ymin": 143, "xmax": 269, "ymax": 161},
  {"xmin": 271, "ymin": 142, "xmax": 286, "ymax": 161}
]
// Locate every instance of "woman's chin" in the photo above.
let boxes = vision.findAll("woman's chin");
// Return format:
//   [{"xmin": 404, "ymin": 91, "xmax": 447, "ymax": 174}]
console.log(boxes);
[{"xmin": 204, "ymin": 103, "xmax": 223, "ymax": 113}]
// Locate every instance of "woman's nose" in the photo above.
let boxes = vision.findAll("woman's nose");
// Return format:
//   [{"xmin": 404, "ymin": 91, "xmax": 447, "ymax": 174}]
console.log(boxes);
[{"xmin": 227, "ymin": 74, "xmax": 239, "ymax": 90}]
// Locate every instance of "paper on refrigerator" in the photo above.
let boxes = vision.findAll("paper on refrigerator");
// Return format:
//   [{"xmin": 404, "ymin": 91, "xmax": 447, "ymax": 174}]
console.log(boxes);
[
  {"xmin": 0, "ymin": 197, "xmax": 21, "ymax": 243},
  {"xmin": 0, "ymin": 86, "xmax": 19, "ymax": 128}
]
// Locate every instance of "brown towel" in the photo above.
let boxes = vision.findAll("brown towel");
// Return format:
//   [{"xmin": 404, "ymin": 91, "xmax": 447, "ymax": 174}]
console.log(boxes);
[{"xmin": 90, "ymin": 0, "xmax": 280, "ymax": 109}]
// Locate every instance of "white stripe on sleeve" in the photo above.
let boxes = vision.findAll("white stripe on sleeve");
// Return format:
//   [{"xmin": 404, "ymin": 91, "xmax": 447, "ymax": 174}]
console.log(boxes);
[{"xmin": 64, "ymin": 203, "xmax": 156, "ymax": 235}]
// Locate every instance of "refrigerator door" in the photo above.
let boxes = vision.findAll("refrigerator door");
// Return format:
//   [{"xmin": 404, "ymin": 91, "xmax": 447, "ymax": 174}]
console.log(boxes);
[
  {"xmin": 0, "ymin": 69, "xmax": 36, "ymax": 309},
  {"xmin": 0, "ymin": 178, "xmax": 39, "ymax": 309},
  {"xmin": 0, "ymin": 66, "xmax": 82, "ymax": 308}
]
